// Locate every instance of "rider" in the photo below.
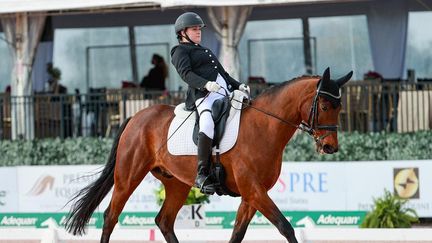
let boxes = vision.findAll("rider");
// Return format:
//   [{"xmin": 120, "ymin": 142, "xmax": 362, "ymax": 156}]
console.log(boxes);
[{"xmin": 171, "ymin": 12, "xmax": 250, "ymax": 195}]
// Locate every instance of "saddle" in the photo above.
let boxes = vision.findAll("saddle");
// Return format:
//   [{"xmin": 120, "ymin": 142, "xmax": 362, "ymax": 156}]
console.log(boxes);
[
  {"xmin": 168, "ymin": 91, "xmax": 248, "ymax": 197},
  {"xmin": 190, "ymin": 95, "xmax": 240, "ymax": 197}
]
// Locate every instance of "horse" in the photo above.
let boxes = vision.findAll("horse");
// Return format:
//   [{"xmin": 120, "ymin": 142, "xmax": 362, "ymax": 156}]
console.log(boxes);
[{"xmin": 65, "ymin": 68, "xmax": 352, "ymax": 243}]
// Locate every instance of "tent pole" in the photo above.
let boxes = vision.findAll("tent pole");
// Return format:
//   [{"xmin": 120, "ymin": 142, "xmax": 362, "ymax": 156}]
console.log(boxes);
[
  {"xmin": 128, "ymin": 25, "xmax": 138, "ymax": 83},
  {"xmin": 302, "ymin": 17, "xmax": 313, "ymax": 75}
]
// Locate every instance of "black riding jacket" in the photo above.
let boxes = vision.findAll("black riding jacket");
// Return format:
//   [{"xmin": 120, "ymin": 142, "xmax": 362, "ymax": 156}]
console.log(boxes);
[{"xmin": 171, "ymin": 42, "xmax": 241, "ymax": 110}]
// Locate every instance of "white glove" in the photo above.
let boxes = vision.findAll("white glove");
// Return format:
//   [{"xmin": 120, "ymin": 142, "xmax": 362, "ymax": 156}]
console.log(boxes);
[
  {"xmin": 205, "ymin": 81, "xmax": 221, "ymax": 92},
  {"xmin": 239, "ymin": 83, "xmax": 250, "ymax": 94}
]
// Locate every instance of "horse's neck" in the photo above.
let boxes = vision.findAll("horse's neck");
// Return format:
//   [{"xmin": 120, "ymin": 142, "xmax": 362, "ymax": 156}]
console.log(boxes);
[{"xmin": 250, "ymin": 79, "xmax": 315, "ymax": 152}]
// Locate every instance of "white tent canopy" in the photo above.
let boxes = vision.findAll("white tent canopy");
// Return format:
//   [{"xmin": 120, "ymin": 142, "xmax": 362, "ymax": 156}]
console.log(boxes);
[
  {"xmin": 160, "ymin": 0, "xmax": 367, "ymax": 7},
  {"xmin": 0, "ymin": 0, "xmax": 158, "ymax": 14},
  {"xmin": 0, "ymin": 0, "xmax": 367, "ymax": 14}
]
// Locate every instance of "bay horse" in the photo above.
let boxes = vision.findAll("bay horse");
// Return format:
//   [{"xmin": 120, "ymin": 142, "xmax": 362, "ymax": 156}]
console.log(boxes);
[{"xmin": 65, "ymin": 68, "xmax": 352, "ymax": 243}]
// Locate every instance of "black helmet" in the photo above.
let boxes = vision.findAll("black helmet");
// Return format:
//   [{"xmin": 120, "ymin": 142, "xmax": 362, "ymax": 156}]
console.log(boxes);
[{"xmin": 174, "ymin": 12, "xmax": 205, "ymax": 34}]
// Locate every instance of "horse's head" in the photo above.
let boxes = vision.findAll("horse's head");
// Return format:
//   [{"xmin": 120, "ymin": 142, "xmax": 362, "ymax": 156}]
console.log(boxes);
[{"xmin": 299, "ymin": 68, "xmax": 352, "ymax": 154}]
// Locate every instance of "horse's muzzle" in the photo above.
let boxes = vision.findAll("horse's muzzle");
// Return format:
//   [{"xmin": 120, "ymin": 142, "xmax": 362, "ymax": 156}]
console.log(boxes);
[{"xmin": 322, "ymin": 144, "xmax": 338, "ymax": 154}]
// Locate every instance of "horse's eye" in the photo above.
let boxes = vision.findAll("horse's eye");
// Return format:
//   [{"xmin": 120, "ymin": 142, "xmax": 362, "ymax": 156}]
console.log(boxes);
[{"xmin": 321, "ymin": 104, "xmax": 328, "ymax": 111}]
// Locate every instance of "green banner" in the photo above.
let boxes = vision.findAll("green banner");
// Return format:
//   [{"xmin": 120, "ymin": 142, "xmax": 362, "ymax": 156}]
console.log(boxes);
[
  {"xmin": 206, "ymin": 211, "xmax": 366, "ymax": 228},
  {"xmin": 0, "ymin": 211, "xmax": 366, "ymax": 229}
]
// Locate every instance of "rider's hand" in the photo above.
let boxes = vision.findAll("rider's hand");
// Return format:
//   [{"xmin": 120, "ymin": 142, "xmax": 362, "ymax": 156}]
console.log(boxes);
[
  {"xmin": 239, "ymin": 83, "xmax": 250, "ymax": 94},
  {"xmin": 205, "ymin": 81, "xmax": 221, "ymax": 92}
]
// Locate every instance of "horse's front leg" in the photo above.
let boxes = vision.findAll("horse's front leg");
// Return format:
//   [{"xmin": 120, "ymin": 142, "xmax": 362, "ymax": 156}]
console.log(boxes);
[
  {"xmin": 229, "ymin": 199, "xmax": 257, "ymax": 243},
  {"xmin": 243, "ymin": 184, "xmax": 298, "ymax": 243}
]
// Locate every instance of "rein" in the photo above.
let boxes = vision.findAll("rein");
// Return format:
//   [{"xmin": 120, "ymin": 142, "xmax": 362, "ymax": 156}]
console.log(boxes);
[{"xmin": 216, "ymin": 85, "xmax": 339, "ymax": 146}]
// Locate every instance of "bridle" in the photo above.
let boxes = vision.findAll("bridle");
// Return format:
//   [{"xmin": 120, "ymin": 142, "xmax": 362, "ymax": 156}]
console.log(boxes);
[
  {"xmin": 298, "ymin": 82, "xmax": 340, "ymax": 147},
  {"xmin": 221, "ymin": 80, "xmax": 340, "ymax": 147}
]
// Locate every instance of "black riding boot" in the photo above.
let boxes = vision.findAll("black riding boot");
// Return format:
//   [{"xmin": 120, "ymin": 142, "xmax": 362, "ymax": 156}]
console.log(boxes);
[{"xmin": 194, "ymin": 132, "xmax": 216, "ymax": 195}]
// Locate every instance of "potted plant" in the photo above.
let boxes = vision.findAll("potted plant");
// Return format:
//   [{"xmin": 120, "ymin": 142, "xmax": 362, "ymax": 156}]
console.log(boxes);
[
  {"xmin": 155, "ymin": 185, "xmax": 209, "ymax": 206},
  {"xmin": 361, "ymin": 189, "xmax": 419, "ymax": 228},
  {"xmin": 155, "ymin": 185, "xmax": 209, "ymax": 228}
]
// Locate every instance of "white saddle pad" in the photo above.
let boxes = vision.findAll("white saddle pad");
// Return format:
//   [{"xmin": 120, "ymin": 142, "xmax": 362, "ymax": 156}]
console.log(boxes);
[{"xmin": 167, "ymin": 90, "xmax": 247, "ymax": 155}]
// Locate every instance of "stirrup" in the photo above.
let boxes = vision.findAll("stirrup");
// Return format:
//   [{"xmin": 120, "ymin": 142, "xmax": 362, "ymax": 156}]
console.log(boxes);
[{"xmin": 194, "ymin": 176, "xmax": 215, "ymax": 195}]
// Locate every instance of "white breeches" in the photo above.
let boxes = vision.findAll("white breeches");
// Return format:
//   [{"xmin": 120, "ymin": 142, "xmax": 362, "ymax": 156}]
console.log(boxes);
[{"xmin": 195, "ymin": 74, "xmax": 231, "ymax": 139}]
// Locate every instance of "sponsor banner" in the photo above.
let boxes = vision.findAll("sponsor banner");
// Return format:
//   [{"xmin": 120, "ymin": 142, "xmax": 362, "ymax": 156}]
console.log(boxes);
[
  {"xmin": 1, "ymin": 160, "xmax": 431, "ymax": 217},
  {"xmin": 118, "ymin": 212, "xmax": 157, "ymax": 227},
  {"xmin": 0, "ymin": 167, "xmax": 18, "ymax": 212},
  {"xmin": 269, "ymin": 163, "xmax": 347, "ymax": 211},
  {"xmin": 269, "ymin": 161, "xmax": 432, "ymax": 217},
  {"xmin": 17, "ymin": 166, "xmax": 111, "ymax": 212},
  {"xmin": 0, "ymin": 211, "xmax": 365, "ymax": 228},
  {"xmin": 206, "ymin": 211, "xmax": 365, "ymax": 229},
  {"xmin": 345, "ymin": 161, "xmax": 432, "ymax": 216},
  {"xmin": 16, "ymin": 165, "xmax": 161, "ymax": 213},
  {"xmin": 0, "ymin": 212, "xmax": 103, "ymax": 228}
]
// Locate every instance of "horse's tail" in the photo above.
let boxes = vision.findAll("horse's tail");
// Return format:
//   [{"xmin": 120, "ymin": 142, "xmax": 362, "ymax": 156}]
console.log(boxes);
[{"xmin": 64, "ymin": 117, "xmax": 132, "ymax": 235}]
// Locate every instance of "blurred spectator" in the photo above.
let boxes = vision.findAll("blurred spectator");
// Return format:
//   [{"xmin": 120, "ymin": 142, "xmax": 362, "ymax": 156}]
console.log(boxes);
[
  {"xmin": 4, "ymin": 85, "xmax": 11, "ymax": 93},
  {"xmin": 140, "ymin": 54, "xmax": 168, "ymax": 91},
  {"xmin": 46, "ymin": 62, "xmax": 67, "ymax": 94}
]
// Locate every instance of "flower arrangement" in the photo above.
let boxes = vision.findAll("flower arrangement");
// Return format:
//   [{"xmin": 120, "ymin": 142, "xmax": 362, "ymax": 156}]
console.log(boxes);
[
  {"xmin": 363, "ymin": 71, "xmax": 382, "ymax": 80},
  {"xmin": 155, "ymin": 185, "xmax": 210, "ymax": 206}
]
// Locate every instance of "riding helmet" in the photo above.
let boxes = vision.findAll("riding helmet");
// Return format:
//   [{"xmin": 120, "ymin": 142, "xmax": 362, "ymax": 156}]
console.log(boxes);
[{"xmin": 174, "ymin": 12, "xmax": 205, "ymax": 34}]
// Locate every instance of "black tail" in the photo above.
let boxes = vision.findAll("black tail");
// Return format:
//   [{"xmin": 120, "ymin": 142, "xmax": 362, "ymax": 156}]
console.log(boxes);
[{"xmin": 64, "ymin": 117, "xmax": 132, "ymax": 235}]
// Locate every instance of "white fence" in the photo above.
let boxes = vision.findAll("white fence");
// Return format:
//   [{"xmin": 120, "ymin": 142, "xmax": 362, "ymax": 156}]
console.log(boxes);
[{"xmin": 1, "ymin": 227, "xmax": 432, "ymax": 243}]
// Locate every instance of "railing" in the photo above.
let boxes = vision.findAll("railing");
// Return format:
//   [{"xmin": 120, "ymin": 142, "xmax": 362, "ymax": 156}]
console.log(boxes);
[
  {"xmin": 0, "ymin": 89, "xmax": 186, "ymax": 139},
  {"xmin": 339, "ymin": 81, "xmax": 432, "ymax": 133},
  {"xmin": 1, "ymin": 82, "xmax": 431, "ymax": 140}
]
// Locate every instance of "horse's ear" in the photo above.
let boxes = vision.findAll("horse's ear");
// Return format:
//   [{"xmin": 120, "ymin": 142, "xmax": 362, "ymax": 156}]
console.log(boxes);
[
  {"xmin": 335, "ymin": 71, "xmax": 353, "ymax": 87},
  {"xmin": 322, "ymin": 67, "xmax": 331, "ymax": 81}
]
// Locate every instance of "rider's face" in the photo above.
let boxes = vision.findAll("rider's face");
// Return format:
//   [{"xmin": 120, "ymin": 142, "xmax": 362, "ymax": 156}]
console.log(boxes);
[{"xmin": 183, "ymin": 26, "xmax": 202, "ymax": 44}]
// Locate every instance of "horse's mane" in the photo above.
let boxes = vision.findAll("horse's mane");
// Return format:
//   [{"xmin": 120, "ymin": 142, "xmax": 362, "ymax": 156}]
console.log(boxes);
[{"xmin": 256, "ymin": 75, "xmax": 321, "ymax": 99}]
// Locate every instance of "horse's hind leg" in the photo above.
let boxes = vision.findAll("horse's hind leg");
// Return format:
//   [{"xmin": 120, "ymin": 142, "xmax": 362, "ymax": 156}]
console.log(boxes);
[
  {"xmin": 101, "ymin": 165, "xmax": 151, "ymax": 243},
  {"xmin": 229, "ymin": 200, "xmax": 257, "ymax": 243},
  {"xmin": 155, "ymin": 178, "xmax": 191, "ymax": 243},
  {"xmin": 243, "ymin": 184, "xmax": 298, "ymax": 243}
]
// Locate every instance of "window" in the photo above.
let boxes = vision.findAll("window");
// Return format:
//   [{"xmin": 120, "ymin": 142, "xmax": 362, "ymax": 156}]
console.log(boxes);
[
  {"xmin": 406, "ymin": 11, "xmax": 432, "ymax": 79},
  {"xmin": 238, "ymin": 19, "xmax": 303, "ymax": 83},
  {"xmin": 0, "ymin": 32, "xmax": 12, "ymax": 92},
  {"xmin": 134, "ymin": 25, "xmax": 179, "ymax": 91},
  {"xmin": 53, "ymin": 27, "xmax": 129, "ymax": 93},
  {"xmin": 309, "ymin": 15, "xmax": 373, "ymax": 80},
  {"xmin": 238, "ymin": 16, "xmax": 372, "ymax": 83}
]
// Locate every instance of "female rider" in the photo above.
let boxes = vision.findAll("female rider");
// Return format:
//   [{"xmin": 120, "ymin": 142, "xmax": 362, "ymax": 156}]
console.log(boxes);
[{"xmin": 171, "ymin": 12, "xmax": 249, "ymax": 195}]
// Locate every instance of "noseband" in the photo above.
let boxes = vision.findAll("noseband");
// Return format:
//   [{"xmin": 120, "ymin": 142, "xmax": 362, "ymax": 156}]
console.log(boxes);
[{"xmin": 298, "ymin": 86, "xmax": 339, "ymax": 146}]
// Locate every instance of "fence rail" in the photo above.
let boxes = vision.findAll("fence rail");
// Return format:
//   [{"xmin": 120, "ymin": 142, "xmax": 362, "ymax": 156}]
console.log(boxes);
[
  {"xmin": 339, "ymin": 81, "xmax": 432, "ymax": 133},
  {"xmin": 0, "ymin": 90, "xmax": 186, "ymax": 139},
  {"xmin": 1, "ymin": 82, "xmax": 431, "ymax": 140}
]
